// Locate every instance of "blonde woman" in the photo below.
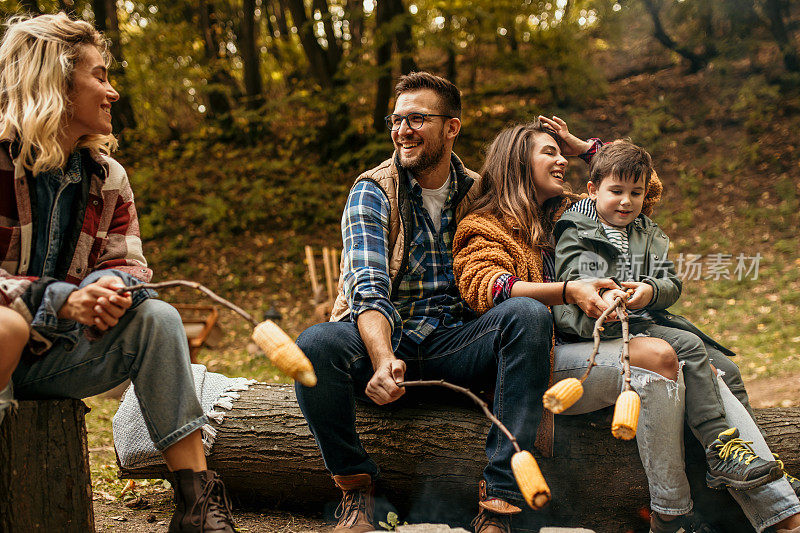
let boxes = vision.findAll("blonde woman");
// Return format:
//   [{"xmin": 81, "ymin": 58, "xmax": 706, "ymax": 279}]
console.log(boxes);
[{"xmin": 0, "ymin": 13, "xmax": 235, "ymax": 532}]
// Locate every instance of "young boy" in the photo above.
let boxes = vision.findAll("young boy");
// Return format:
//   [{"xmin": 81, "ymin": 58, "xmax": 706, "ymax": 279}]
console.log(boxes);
[{"xmin": 552, "ymin": 141, "xmax": 785, "ymax": 525}]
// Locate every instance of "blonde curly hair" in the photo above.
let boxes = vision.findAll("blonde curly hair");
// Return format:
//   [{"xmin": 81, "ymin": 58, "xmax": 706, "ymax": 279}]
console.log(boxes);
[{"xmin": 0, "ymin": 12, "xmax": 117, "ymax": 174}]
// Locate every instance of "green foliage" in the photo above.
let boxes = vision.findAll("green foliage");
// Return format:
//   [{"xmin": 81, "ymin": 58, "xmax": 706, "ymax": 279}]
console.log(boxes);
[
  {"xmin": 730, "ymin": 76, "xmax": 781, "ymax": 136},
  {"xmin": 379, "ymin": 511, "xmax": 407, "ymax": 531},
  {"xmin": 628, "ymin": 96, "xmax": 690, "ymax": 148}
]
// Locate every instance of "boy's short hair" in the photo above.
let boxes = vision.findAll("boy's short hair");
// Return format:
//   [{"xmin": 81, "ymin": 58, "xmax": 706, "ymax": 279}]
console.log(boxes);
[
  {"xmin": 589, "ymin": 141, "xmax": 653, "ymax": 187},
  {"xmin": 395, "ymin": 71, "xmax": 461, "ymax": 118}
]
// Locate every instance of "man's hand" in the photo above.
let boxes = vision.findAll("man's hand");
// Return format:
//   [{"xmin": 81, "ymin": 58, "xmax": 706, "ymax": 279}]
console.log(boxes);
[
  {"xmin": 566, "ymin": 278, "xmax": 624, "ymax": 320},
  {"xmin": 538, "ymin": 115, "xmax": 593, "ymax": 156},
  {"xmin": 57, "ymin": 276, "xmax": 133, "ymax": 330},
  {"xmin": 365, "ymin": 357, "xmax": 406, "ymax": 406},
  {"xmin": 620, "ymin": 281, "xmax": 653, "ymax": 310}
]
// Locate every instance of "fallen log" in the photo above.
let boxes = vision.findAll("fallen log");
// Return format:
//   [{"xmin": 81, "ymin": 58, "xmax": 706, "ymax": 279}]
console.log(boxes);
[
  {"xmin": 120, "ymin": 384, "xmax": 800, "ymax": 532},
  {"xmin": 0, "ymin": 399, "xmax": 94, "ymax": 533}
]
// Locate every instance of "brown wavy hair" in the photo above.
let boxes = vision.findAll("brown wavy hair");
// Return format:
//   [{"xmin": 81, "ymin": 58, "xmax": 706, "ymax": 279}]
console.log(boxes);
[{"xmin": 469, "ymin": 119, "xmax": 580, "ymax": 252}]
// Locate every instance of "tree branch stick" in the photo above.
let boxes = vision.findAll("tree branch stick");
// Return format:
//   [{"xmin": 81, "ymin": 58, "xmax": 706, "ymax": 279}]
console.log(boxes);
[
  {"xmin": 398, "ymin": 379, "xmax": 521, "ymax": 453},
  {"xmin": 117, "ymin": 281, "xmax": 258, "ymax": 327},
  {"xmin": 580, "ymin": 296, "xmax": 628, "ymax": 383}
]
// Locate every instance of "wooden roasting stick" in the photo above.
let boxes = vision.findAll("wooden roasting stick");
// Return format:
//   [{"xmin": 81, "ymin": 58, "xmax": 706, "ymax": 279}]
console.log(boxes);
[
  {"xmin": 116, "ymin": 281, "xmax": 317, "ymax": 387},
  {"xmin": 398, "ymin": 379, "xmax": 550, "ymax": 510},
  {"xmin": 542, "ymin": 290, "xmax": 640, "ymax": 440}
]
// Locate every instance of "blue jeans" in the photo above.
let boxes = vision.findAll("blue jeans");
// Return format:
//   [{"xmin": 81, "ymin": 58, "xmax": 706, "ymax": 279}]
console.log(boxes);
[
  {"xmin": 295, "ymin": 297, "xmax": 553, "ymax": 503},
  {"xmin": 12, "ymin": 298, "xmax": 206, "ymax": 451}
]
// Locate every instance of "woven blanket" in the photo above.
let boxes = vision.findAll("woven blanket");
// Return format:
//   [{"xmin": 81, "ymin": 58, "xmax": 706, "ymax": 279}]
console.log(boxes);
[{"xmin": 113, "ymin": 364, "xmax": 257, "ymax": 469}]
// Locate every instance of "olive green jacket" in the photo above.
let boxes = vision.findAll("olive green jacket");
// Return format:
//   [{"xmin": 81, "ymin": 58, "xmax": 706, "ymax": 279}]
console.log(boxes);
[{"xmin": 552, "ymin": 200, "xmax": 734, "ymax": 357}]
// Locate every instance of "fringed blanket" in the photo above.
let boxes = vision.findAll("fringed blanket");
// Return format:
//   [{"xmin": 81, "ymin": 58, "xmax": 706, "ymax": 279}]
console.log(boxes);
[{"xmin": 113, "ymin": 364, "xmax": 257, "ymax": 469}]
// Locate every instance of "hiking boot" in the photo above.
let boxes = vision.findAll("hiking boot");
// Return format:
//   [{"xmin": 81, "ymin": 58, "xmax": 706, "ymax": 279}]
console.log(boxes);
[
  {"xmin": 774, "ymin": 453, "xmax": 800, "ymax": 498},
  {"xmin": 471, "ymin": 480, "xmax": 520, "ymax": 533},
  {"xmin": 0, "ymin": 382, "xmax": 17, "ymax": 427},
  {"xmin": 332, "ymin": 473, "xmax": 374, "ymax": 533},
  {"xmin": 168, "ymin": 469, "xmax": 236, "ymax": 532},
  {"xmin": 705, "ymin": 428, "xmax": 782, "ymax": 490},
  {"xmin": 650, "ymin": 511, "xmax": 720, "ymax": 533},
  {"xmin": 649, "ymin": 513, "xmax": 687, "ymax": 533}
]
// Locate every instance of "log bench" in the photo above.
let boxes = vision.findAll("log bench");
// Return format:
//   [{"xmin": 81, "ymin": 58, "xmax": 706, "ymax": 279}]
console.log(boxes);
[
  {"xmin": 120, "ymin": 384, "xmax": 800, "ymax": 532},
  {"xmin": 0, "ymin": 399, "xmax": 94, "ymax": 533}
]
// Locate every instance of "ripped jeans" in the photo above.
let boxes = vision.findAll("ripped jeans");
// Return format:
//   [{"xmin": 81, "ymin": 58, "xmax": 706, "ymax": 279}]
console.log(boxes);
[
  {"xmin": 553, "ymin": 340, "xmax": 800, "ymax": 532},
  {"xmin": 554, "ymin": 339, "xmax": 690, "ymax": 515}
]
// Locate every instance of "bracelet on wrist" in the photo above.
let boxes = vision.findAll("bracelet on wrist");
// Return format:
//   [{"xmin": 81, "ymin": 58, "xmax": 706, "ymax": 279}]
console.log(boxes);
[{"xmin": 562, "ymin": 281, "xmax": 570, "ymax": 305}]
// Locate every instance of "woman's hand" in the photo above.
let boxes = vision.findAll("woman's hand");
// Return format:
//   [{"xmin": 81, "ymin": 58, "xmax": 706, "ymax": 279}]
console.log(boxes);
[
  {"xmin": 57, "ymin": 276, "xmax": 133, "ymax": 330},
  {"xmin": 538, "ymin": 115, "xmax": 593, "ymax": 156},
  {"xmin": 566, "ymin": 278, "xmax": 624, "ymax": 319},
  {"xmin": 620, "ymin": 281, "xmax": 653, "ymax": 309}
]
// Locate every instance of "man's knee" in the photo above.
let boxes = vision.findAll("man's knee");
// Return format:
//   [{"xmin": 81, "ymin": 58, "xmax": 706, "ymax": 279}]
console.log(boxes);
[
  {"xmin": 630, "ymin": 337, "xmax": 679, "ymax": 379},
  {"xmin": 296, "ymin": 321, "xmax": 358, "ymax": 368}
]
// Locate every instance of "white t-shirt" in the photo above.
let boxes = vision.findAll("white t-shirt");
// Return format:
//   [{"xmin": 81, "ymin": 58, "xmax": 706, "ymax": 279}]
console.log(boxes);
[{"xmin": 420, "ymin": 176, "xmax": 451, "ymax": 232}]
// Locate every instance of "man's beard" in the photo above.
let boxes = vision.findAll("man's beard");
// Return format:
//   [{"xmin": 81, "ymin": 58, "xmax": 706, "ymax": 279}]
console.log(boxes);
[{"xmin": 398, "ymin": 129, "xmax": 447, "ymax": 174}]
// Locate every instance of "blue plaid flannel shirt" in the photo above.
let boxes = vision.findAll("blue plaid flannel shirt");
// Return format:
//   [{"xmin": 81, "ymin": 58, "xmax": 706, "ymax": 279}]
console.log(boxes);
[{"xmin": 341, "ymin": 163, "xmax": 472, "ymax": 350}]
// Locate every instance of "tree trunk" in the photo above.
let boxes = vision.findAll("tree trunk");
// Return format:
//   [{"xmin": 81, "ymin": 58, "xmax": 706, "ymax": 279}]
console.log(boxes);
[
  {"xmin": 762, "ymin": 0, "xmax": 800, "ymax": 72},
  {"xmin": 240, "ymin": 0, "xmax": 264, "ymax": 108},
  {"xmin": 199, "ymin": 0, "xmax": 236, "ymax": 119},
  {"xmin": 285, "ymin": 0, "xmax": 335, "ymax": 88},
  {"xmin": 391, "ymin": 0, "xmax": 417, "ymax": 74},
  {"xmin": 101, "ymin": 0, "xmax": 137, "ymax": 133},
  {"xmin": 641, "ymin": 0, "xmax": 709, "ymax": 73},
  {"xmin": 0, "ymin": 400, "xmax": 94, "ymax": 533},
  {"xmin": 345, "ymin": 0, "xmax": 364, "ymax": 47},
  {"xmin": 120, "ymin": 384, "xmax": 800, "ymax": 532},
  {"xmin": 373, "ymin": 0, "xmax": 394, "ymax": 132}
]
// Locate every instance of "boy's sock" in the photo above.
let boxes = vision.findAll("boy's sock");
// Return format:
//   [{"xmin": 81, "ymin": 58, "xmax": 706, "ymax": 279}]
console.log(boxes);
[
  {"xmin": 0, "ymin": 381, "xmax": 17, "ymax": 426},
  {"xmin": 705, "ymin": 428, "xmax": 782, "ymax": 490}
]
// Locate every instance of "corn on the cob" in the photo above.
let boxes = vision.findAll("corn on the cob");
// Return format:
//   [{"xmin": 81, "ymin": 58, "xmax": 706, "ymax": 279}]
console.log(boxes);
[
  {"xmin": 252, "ymin": 320, "xmax": 317, "ymax": 387},
  {"xmin": 511, "ymin": 450, "xmax": 550, "ymax": 510},
  {"xmin": 611, "ymin": 390, "xmax": 640, "ymax": 440},
  {"xmin": 543, "ymin": 378, "xmax": 584, "ymax": 414}
]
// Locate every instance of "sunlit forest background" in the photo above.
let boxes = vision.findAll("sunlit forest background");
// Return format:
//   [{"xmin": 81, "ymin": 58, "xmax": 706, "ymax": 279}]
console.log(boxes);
[{"xmin": 1, "ymin": 0, "xmax": 798, "ymax": 384}]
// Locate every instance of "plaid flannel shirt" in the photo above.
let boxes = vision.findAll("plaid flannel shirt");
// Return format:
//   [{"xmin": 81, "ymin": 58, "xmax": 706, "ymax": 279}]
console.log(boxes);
[
  {"xmin": 341, "ymin": 164, "xmax": 472, "ymax": 350},
  {"xmin": 0, "ymin": 141, "xmax": 152, "ymax": 354}
]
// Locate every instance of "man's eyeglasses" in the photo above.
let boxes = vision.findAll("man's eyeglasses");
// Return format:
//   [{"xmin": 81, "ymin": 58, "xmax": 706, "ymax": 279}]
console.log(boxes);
[{"xmin": 384, "ymin": 112, "xmax": 453, "ymax": 131}]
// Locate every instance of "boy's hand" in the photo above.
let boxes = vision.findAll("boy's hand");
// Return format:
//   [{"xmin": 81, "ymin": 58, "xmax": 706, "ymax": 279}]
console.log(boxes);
[
  {"xmin": 620, "ymin": 281, "xmax": 653, "ymax": 309},
  {"xmin": 538, "ymin": 115, "xmax": 593, "ymax": 156},
  {"xmin": 601, "ymin": 288, "xmax": 630, "ymax": 319}
]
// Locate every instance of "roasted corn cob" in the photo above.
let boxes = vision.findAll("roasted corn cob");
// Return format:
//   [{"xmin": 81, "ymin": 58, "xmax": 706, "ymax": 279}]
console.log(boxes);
[
  {"xmin": 252, "ymin": 320, "xmax": 317, "ymax": 387},
  {"xmin": 611, "ymin": 390, "xmax": 640, "ymax": 440},
  {"xmin": 511, "ymin": 450, "xmax": 550, "ymax": 510},
  {"xmin": 543, "ymin": 378, "xmax": 584, "ymax": 414}
]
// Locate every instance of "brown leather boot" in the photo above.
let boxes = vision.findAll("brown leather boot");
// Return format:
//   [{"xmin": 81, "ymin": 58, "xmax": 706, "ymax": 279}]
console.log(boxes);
[
  {"xmin": 168, "ymin": 469, "xmax": 236, "ymax": 532},
  {"xmin": 470, "ymin": 480, "xmax": 521, "ymax": 533},
  {"xmin": 332, "ymin": 473, "xmax": 375, "ymax": 533}
]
